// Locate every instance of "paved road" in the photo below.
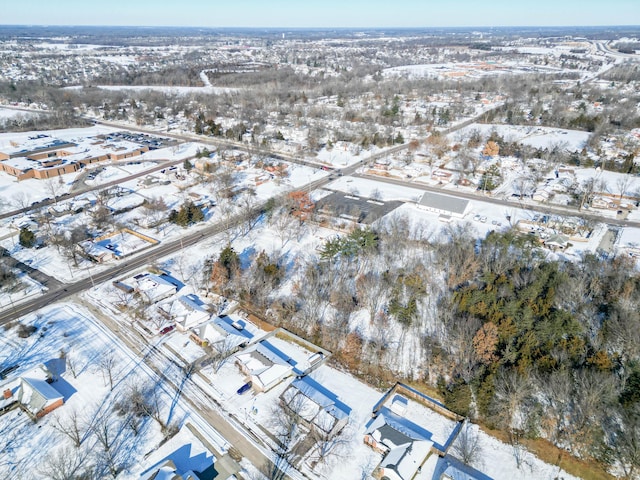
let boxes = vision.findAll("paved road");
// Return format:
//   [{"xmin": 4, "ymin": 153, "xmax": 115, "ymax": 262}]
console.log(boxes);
[
  {"xmin": 354, "ymin": 172, "xmax": 640, "ymax": 229},
  {"xmin": 78, "ymin": 297, "xmax": 270, "ymax": 477},
  {"xmin": 0, "ymin": 157, "xmax": 187, "ymax": 221}
]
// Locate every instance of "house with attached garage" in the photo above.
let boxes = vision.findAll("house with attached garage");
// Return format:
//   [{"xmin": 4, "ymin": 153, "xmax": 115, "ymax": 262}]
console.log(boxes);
[
  {"xmin": 0, "ymin": 364, "xmax": 64, "ymax": 420},
  {"xmin": 161, "ymin": 294, "xmax": 211, "ymax": 332},
  {"xmin": 235, "ymin": 340, "xmax": 294, "ymax": 393},
  {"xmin": 364, "ymin": 383, "xmax": 466, "ymax": 480},
  {"xmin": 134, "ymin": 273, "xmax": 178, "ymax": 304},
  {"xmin": 280, "ymin": 375, "xmax": 351, "ymax": 440},
  {"xmin": 190, "ymin": 314, "xmax": 254, "ymax": 353}
]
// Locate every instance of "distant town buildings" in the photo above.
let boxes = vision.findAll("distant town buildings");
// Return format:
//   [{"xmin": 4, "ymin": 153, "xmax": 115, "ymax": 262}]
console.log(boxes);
[{"xmin": 0, "ymin": 131, "xmax": 175, "ymax": 180}]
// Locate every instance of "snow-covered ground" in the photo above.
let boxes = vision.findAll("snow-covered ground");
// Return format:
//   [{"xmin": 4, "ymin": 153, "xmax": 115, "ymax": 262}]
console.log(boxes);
[
  {"xmin": 0, "ymin": 107, "xmax": 37, "ymax": 120},
  {"xmin": 452, "ymin": 123, "xmax": 591, "ymax": 152},
  {"xmin": 0, "ymin": 302, "xmax": 230, "ymax": 479},
  {"xmin": 66, "ymin": 85, "xmax": 239, "ymax": 95}
]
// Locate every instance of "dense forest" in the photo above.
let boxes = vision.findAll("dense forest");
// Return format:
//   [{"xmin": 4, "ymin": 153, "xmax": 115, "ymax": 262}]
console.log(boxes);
[{"xmin": 205, "ymin": 209, "xmax": 640, "ymax": 478}]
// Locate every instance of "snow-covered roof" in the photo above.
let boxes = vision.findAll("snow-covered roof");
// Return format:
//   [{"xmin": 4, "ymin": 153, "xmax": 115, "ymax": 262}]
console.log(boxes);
[
  {"xmin": 235, "ymin": 341, "xmax": 293, "ymax": 390},
  {"xmin": 435, "ymin": 455, "xmax": 489, "ymax": 480},
  {"xmin": 286, "ymin": 375, "xmax": 351, "ymax": 428},
  {"xmin": 382, "ymin": 440, "xmax": 433, "ymax": 480},
  {"xmin": 78, "ymin": 240, "xmax": 116, "ymax": 260},
  {"xmin": 195, "ymin": 315, "xmax": 254, "ymax": 350},
  {"xmin": 0, "ymin": 364, "xmax": 63, "ymax": 417},
  {"xmin": 135, "ymin": 274, "xmax": 177, "ymax": 302},
  {"xmin": 366, "ymin": 411, "xmax": 431, "ymax": 449},
  {"xmin": 0, "ymin": 136, "xmax": 75, "ymax": 157},
  {"xmin": 171, "ymin": 296, "xmax": 210, "ymax": 330}
]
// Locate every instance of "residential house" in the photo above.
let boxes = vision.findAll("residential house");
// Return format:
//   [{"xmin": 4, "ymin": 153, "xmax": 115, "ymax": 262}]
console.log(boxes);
[
  {"xmin": 164, "ymin": 295, "xmax": 211, "ymax": 332},
  {"xmin": 134, "ymin": 273, "xmax": 178, "ymax": 304},
  {"xmin": 281, "ymin": 375, "xmax": 351, "ymax": 439},
  {"xmin": 190, "ymin": 315, "xmax": 254, "ymax": 353},
  {"xmin": 76, "ymin": 240, "xmax": 116, "ymax": 263},
  {"xmin": 364, "ymin": 411, "xmax": 433, "ymax": 480},
  {"xmin": 365, "ymin": 384, "xmax": 466, "ymax": 480},
  {"xmin": 0, "ymin": 364, "xmax": 64, "ymax": 420},
  {"xmin": 235, "ymin": 341, "xmax": 294, "ymax": 392}
]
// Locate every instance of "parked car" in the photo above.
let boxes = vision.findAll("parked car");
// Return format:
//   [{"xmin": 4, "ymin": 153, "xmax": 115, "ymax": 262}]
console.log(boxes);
[
  {"xmin": 237, "ymin": 381, "xmax": 252, "ymax": 395},
  {"xmin": 159, "ymin": 325, "xmax": 174, "ymax": 335}
]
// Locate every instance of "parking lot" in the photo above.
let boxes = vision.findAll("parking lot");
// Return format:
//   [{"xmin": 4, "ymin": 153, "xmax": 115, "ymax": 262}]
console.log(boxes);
[{"xmin": 97, "ymin": 131, "xmax": 178, "ymax": 150}]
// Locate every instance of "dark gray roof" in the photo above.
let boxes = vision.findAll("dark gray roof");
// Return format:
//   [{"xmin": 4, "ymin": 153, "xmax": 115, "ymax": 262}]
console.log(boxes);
[
  {"xmin": 418, "ymin": 192, "xmax": 469, "ymax": 215},
  {"xmin": 378, "ymin": 423, "xmax": 413, "ymax": 447}
]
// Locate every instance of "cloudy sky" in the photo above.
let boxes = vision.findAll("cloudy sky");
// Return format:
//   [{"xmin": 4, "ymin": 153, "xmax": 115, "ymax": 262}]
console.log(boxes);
[{"xmin": 3, "ymin": 0, "xmax": 639, "ymax": 27}]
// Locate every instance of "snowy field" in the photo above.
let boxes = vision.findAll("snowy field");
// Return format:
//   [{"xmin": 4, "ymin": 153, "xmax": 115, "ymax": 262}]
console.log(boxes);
[
  {"xmin": 0, "ymin": 107, "xmax": 37, "ymax": 120},
  {"xmin": 452, "ymin": 123, "xmax": 591, "ymax": 152},
  {"xmin": 315, "ymin": 142, "xmax": 380, "ymax": 168},
  {"xmin": 67, "ymin": 85, "xmax": 238, "ymax": 95},
  {"xmin": 383, "ymin": 62, "xmax": 563, "ymax": 79},
  {"xmin": 326, "ymin": 176, "xmax": 425, "ymax": 203}
]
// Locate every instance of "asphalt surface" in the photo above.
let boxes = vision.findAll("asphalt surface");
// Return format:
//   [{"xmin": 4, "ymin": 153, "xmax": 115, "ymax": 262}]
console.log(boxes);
[
  {"xmin": 355, "ymin": 172, "xmax": 640, "ymax": 229},
  {"xmin": 0, "ymin": 245, "xmax": 63, "ymax": 291},
  {"xmin": 0, "ymin": 157, "xmax": 186, "ymax": 221}
]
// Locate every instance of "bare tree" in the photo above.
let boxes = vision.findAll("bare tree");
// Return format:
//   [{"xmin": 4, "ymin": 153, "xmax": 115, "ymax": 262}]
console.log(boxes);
[
  {"xmin": 98, "ymin": 351, "xmax": 117, "ymax": 391},
  {"xmin": 43, "ymin": 177, "xmax": 65, "ymax": 204},
  {"xmin": 268, "ymin": 396, "xmax": 306, "ymax": 480},
  {"xmin": 37, "ymin": 444, "xmax": 90, "ymax": 480},
  {"xmin": 494, "ymin": 367, "xmax": 532, "ymax": 431},
  {"xmin": 271, "ymin": 206, "xmax": 299, "ymax": 249},
  {"xmin": 307, "ymin": 419, "xmax": 354, "ymax": 473},
  {"xmin": 113, "ymin": 381, "xmax": 158, "ymax": 436},
  {"xmin": 90, "ymin": 412, "xmax": 132, "ymax": 478},
  {"xmin": 51, "ymin": 408, "xmax": 89, "ymax": 448},
  {"xmin": 616, "ymin": 174, "xmax": 634, "ymax": 200},
  {"xmin": 355, "ymin": 272, "xmax": 390, "ymax": 325},
  {"xmin": 202, "ymin": 335, "xmax": 238, "ymax": 373},
  {"xmin": 12, "ymin": 192, "xmax": 32, "ymax": 210},
  {"xmin": 453, "ymin": 422, "xmax": 483, "ymax": 466}
]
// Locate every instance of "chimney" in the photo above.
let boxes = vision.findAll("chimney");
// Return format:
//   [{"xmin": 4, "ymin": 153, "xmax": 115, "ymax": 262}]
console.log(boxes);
[{"xmin": 3, "ymin": 389, "xmax": 12, "ymax": 399}]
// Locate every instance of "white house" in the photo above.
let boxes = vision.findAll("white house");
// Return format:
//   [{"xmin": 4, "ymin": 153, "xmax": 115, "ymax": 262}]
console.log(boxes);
[
  {"xmin": 235, "ymin": 341, "xmax": 294, "ymax": 392},
  {"xmin": 191, "ymin": 314, "xmax": 254, "ymax": 352},
  {"xmin": 76, "ymin": 240, "xmax": 116, "ymax": 263},
  {"xmin": 0, "ymin": 364, "xmax": 64, "ymax": 420},
  {"xmin": 134, "ymin": 273, "xmax": 178, "ymax": 304},
  {"xmin": 166, "ymin": 295, "xmax": 210, "ymax": 332},
  {"xmin": 364, "ymin": 412, "xmax": 433, "ymax": 480},
  {"xmin": 281, "ymin": 375, "xmax": 351, "ymax": 439}
]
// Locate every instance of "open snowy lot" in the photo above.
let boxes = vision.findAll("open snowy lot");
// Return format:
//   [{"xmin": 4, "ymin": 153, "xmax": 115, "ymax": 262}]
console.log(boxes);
[{"xmin": 452, "ymin": 123, "xmax": 591, "ymax": 152}]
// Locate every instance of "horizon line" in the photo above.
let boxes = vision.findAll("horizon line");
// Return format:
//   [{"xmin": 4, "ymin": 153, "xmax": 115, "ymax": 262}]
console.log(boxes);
[{"xmin": 1, "ymin": 24, "xmax": 639, "ymax": 30}]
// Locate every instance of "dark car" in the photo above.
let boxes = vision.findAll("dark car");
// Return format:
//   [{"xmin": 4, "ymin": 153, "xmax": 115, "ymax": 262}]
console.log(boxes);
[
  {"xmin": 159, "ymin": 325, "xmax": 175, "ymax": 335},
  {"xmin": 237, "ymin": 381, "xmax": 252, "ymax": 395}
]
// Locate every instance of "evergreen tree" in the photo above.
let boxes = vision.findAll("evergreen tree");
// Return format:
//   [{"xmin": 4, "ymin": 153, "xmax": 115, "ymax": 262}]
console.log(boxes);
[{"xmin": 19, "ymin": 226, "xmax": 36, "ymax": 248}]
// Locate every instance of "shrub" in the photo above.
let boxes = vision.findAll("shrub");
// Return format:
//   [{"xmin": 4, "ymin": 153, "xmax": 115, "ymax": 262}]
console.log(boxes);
[{"xmin": 17, "ymin": 323, "xmax": 37, "ymax": 338}]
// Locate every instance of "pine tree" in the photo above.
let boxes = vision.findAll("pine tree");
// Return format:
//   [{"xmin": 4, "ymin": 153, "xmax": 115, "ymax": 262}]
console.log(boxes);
[{"xmin": 19, "ymin": 226, "xmax": 36, "ymax": 248}]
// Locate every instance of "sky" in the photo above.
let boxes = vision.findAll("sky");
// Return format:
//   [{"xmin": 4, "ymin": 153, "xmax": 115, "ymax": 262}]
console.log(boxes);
[{"xmin": 2, "ymin": 0, "xmax": 639, "ymax": 28}]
